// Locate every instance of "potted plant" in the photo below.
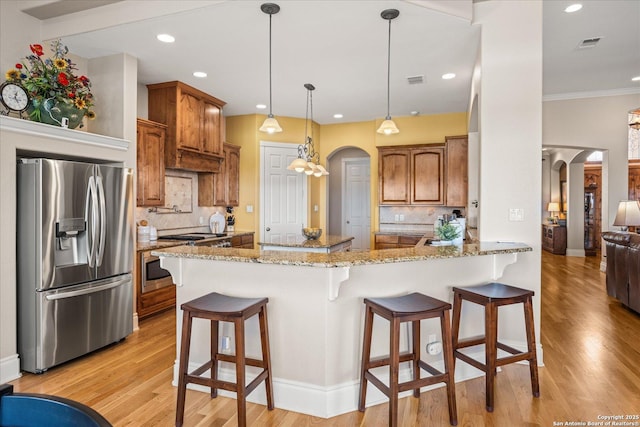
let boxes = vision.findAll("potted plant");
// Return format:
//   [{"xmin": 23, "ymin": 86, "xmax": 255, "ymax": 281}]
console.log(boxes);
[
  {"xmin": 5, "ymin": 40, "xmax": 96, "ymax": 128},
  {"xmin": 435, "ymin": 222, "xmax": 462, "ymax": 245}
]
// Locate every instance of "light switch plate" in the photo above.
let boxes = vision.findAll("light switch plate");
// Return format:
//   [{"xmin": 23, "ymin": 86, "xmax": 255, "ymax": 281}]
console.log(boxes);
[{"xmin": 509, "ymin": 208, "xmax": 524, "ymax": 221}]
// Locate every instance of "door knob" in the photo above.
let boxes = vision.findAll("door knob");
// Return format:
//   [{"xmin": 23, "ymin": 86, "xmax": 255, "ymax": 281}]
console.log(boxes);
[
  {"xmin": 346, "ymin": 221, "xmax": 350, "ymax": 224},
  {"xmin": 266, "ymin": 227, "xmax": 271, "ymax": 232}
]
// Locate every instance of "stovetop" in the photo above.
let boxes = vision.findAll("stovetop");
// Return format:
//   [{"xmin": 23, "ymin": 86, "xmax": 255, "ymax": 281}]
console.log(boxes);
[{"xmin": 159, "ymin": 232, "xmax": 227, "ymax": 241}]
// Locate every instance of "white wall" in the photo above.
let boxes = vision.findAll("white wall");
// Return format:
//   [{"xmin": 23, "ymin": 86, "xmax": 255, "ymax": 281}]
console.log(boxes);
[{"xmin": 474, "ymin": 0, "xmax": 543, "ymax": 345}]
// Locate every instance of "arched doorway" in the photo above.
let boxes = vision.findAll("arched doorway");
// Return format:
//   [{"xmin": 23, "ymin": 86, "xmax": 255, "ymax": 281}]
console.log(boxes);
[{"xmin": 327, "ymin": 147, "xmax": 371, "ymax": 250}]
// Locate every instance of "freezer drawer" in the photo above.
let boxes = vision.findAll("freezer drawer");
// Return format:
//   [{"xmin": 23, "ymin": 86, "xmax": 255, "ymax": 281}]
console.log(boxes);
[{"xmin": 19, "ymin": 275, "xmax": 133, "ymax": 373}]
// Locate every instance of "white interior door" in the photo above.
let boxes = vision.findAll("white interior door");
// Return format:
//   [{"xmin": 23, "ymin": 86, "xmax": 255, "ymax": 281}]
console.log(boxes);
[
  {"xmin": 261, "ymin": 142, "xmax": 307, "ymax": 243},
  {"xmin": 342, "ymin": 158, "xmax": 370, "ymax": 250}
]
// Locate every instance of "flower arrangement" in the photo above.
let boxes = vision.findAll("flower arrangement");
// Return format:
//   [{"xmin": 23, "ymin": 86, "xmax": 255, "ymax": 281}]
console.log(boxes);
[{"xmin": 5, "ymin": 39, "xmax": 95, "ymax": 123}]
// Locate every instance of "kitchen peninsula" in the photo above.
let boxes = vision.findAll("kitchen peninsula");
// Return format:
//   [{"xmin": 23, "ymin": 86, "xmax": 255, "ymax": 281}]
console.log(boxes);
[{"xmin": 154, "ymin": 241, "xmax": 533, "ymax": 418}]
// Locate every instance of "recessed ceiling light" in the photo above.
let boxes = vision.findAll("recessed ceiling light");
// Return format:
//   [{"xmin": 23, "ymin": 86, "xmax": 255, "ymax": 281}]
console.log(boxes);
[
  {"xmin": 410, "ymin": 111, "xmax": 420, "ymax": 116},
  {"xmin": 442, "ymin": 73, "xmax": 456, "ymax": 80},
  {"xmin": 156, "ymin": 34, "xmax": 175, "ymax": 43},
  {"xmin": 564, "ymin": 4, "xmax": 582, "ymax": 13},
  {"xmin": 333, "ymin": 114, "xmax": 343, "ymax": 119},
  {"xmin": 193, "ymin": 71, "xmax": 207, "ymax": 78},
  {"xmin": 632, "ymin": 76, "xmax": 640, "ymax": 82},
  {"xmin": 256, "ymin": 104, "xmax": 267, "ymax": 109}
]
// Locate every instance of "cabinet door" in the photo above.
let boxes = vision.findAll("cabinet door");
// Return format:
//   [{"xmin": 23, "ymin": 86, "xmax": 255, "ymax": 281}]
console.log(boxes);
[
  {"xmin": 226, "ymin": 145, "xmax": 240, "ymax": 206},
  {"xmin": 177, "ymin": 91, "xmax": 201, "ymax": 151},
  {"xmin": 136, "ymin": 120, "xmax": 165, "ymax": 207},
  {"xmin": 379, "ymin": 150, "xmax": 410, "ymax": 204},
  {"xmin": 201, "ymin": 101, "xmax": 222, "ymax": 156},
  {"xmin": 411, "ymin": 148, "xmax": 444, "ymax": 205},
  {"xmin": 446, "ymin": 136, "xmax": 468, "ymax": 207}
]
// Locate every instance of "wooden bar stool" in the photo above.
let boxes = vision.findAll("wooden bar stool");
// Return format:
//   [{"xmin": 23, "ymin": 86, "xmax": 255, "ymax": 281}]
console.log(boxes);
[
  {"xmin": 175, "ymin": 292, "xmax": 274, "ymax": 427},
  {"xmin": 451, "ymin": 282, "xmax": 540, "ymax": 412},
  {"xmin": 358, "ymin": 293, "xmax": 458, "ymax": 427}
]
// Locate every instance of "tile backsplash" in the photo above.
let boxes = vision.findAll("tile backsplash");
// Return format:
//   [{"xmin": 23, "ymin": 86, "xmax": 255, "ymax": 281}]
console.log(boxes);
[
  {"xmin": 379, "ymin": 206, "xmax": 466, "ymax": 233},
  {"xmin": 135, "ymin": 169, "xmax": 229, "ymax": 235}
]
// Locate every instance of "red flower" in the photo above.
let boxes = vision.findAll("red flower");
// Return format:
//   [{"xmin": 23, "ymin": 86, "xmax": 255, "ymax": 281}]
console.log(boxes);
[
  {"xmin": 68, "ymin": 92, "xmax": 75, "ymax": 99},
  {"xmin": 15, "ymin": 63, "xmax": 22, "ymax": 69},
  {"xmin": 57, "ymin": 72, "xmax": 69, "ymax": 86},
  {"xmin": 30, "ymin": 44, "xmax": 44, "ymax": 56}
]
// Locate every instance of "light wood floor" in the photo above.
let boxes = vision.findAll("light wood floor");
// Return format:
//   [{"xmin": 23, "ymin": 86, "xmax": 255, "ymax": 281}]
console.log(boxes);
[{"xmin": 9, "ymin": 251, "xmax": 640, "ymax": 426}]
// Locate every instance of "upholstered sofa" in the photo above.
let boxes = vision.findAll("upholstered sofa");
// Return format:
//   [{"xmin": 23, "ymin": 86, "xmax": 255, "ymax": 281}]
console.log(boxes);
[{"xmin": 601, "ymin": 231, "xmax": 640, "ymax": 313}]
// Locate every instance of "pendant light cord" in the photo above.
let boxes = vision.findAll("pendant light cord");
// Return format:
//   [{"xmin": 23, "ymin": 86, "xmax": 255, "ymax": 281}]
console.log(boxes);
[
  {"xmin": 386, "ymin": 17, "xmax": 391, "ymax": 119},
  {"xmin": 268, "ymin": 12, "xmax": 273, "ymax": 117}
]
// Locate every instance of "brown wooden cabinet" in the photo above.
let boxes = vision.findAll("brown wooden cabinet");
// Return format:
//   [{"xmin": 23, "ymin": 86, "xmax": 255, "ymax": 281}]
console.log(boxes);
[
  {"xmin": 215, "ymin": 143, "xmax": 240, "ymax": 206},
  {"xmin": 136, "ymin": 250, "xmax": 176, "ymax": 319},
  {"xmin": 147, "ymin": 81, "xmax": 225, "ymax": 173},
  {"xmin": 374, "ymin": 234, "xmax": 422, "ymax": 249},
  {"xmin": 378, "ymin": 138, "xmax": 467, "ymax": 206},
  {"xmin": 136, "ymin": 119, "xmax": 166, "ymax": 207},
  {"xmin": 445, "ymin": 136, "xmax": 468, "ymax": 207},
  {"xmin": 542, "ymin": 224, "xmax": 567, "ymax": 255},
  {"xmin": 378, "ymin": 145, "xmax": 444, "ymax": 205},
  {"xmin": 231, "ymin": 233, "xmax": 254, "ymax": 249}
]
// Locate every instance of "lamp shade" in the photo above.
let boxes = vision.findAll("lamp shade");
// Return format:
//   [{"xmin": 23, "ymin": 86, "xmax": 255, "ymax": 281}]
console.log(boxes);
[
  {"xmin": 259, "ymin": 115, "xmax": 282, "ymax": 134},
  {"xmin": 547, "ymin": 202, "xmax": 560, "ymax": 212},
  {"xmin": 377, "ymin": 119, "xmax": 400, "ymax": 135},
  {"xmin": 613, "ymin": 200, "xmax": 640, "ymax": 226}
]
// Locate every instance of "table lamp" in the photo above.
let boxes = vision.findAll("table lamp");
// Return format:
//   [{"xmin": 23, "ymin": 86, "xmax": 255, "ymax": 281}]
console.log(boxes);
[
  {"xmin": 612, "ymin": 200, "xmax": 640, "ymax": 231},
  {"xmin": 547, "ymin": 202, "xmax": 560, "ymax": 224}
]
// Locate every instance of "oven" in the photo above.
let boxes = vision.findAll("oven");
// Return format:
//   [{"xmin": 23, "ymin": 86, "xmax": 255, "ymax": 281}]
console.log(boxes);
[{"xmin": 140, "ymin": 251, "xmax": 174, "ymax": 293}]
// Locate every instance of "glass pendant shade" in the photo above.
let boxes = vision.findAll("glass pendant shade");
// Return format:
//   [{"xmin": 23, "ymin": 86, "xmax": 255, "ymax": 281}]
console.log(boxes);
[
  {"xmin": 377, "ymin": 118, "xmax": 400, "ymax": 135},
  {"xmin": 259, "ymin": 115, "xmax": 282, "ymax": 133},
  {"xmin": 304, "ymin": 162, "xmax": 316, "ymax": 175},
  {"xmin": 287, "ymin": 158, "xmax": 308, "ymax": 172}
]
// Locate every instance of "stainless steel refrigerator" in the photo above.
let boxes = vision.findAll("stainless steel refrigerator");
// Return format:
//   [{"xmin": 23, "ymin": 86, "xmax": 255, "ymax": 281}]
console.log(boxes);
[{"xmin": 17, "ymin": 158, "xmax": 134, "ymax": 373}]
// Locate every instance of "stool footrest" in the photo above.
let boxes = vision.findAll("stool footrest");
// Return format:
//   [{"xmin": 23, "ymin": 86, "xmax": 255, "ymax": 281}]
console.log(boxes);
[
  {"xmin": 418, "ymin": 360, "xmax": 443, "ymax": 377},
  {"xmin": 398, "ymin": 373, "xmax": 448, "ymax": 393},
  {"xmin": 364, "ymin": 371, "xmax": 389, "ymax": 396},
  {"xmin": 245, "ymin": 370, "xmax": 270, "ymax": 395},
  {"xmin": 365, "ymin": 352, "xmax": 415, "ymax": 369},
  {"xmin": 455, "ymin": 335, "xmax": 485, "ymax": 349},
  {"xmin": 454, "ymin": 350, "xmax": 487, "ymax": 372},
  {"xmin": 496, "ymin": 342, "xmax": 523, "ymax": 355},
  {"xmin": 190, "ymin": 360, "xmax": 213, "ymax": 377},
  {"xmin": 216, "ymin": 353, "xmax": 266, "ymax": 369},
  {"xmin": 185, "ymin": 375, "xmax": 238, "ymax": 393}
]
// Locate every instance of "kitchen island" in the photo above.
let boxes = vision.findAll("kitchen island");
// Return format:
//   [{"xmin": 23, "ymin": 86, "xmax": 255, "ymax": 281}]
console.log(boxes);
[
  {"xmin": 258, "ymin": 234, "xmax": 354, "ymax": 253},
  {"xmin": 154, "ymin": 241, "xmax": 534, "ymax": 418}
]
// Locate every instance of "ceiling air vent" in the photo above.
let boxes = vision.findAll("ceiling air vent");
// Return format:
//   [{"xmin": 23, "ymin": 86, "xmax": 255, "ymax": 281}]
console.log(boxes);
[
  {"xmin": 578, "ymin": 37, "xmax": 601, "ymax": 49},
  {"xmin": 407, "ymin": 75, "xmax": 424, "ymax": 85}
]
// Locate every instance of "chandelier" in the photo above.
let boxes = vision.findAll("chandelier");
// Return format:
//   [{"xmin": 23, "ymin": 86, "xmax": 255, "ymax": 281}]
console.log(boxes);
[
  {"xmin": 630, "ymin": 108, "xmax": 640, "ymax": 130},
  {"xmin": 287, "ymin": 83, "xmax": 329, "ymax": 177},
  {"xmin": 377, "ymin": 9, "xmax": 400, "ymax": 135}
]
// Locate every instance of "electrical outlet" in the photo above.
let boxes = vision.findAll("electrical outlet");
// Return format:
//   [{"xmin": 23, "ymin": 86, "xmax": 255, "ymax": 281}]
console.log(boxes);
[
  {"xmin": 394, "ymin": 214, "xmax": 399, "ymax": 221},
  {"xmin": 427, "ymin": 341, "xmax": 442, "ymax": 355},
  {"xmin": 246, "ymin": 205, "xmax": 253, "ymax": 213},
  {"xmin": 399, "ymin": 214, "xmax": 405, "ymax": 221}
]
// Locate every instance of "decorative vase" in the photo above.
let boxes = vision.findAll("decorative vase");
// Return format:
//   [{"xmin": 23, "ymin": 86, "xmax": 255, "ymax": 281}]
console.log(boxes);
[{"xmin": 28, "ymin": 98, "xmax": 85, "ymax": 129}]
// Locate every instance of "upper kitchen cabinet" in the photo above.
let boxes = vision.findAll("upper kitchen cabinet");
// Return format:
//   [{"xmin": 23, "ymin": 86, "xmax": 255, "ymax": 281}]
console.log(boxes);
[
  {"xmin": 199, "ymin": 143, "xmax": 240, "ymax": 207},
  {"xmin": 147, "ymin": 81, "xmax": 226, "ymax": 173},
  {"xmin": 378, "ymin": 145, "xmax": 445, "ymax": 205},
  {"xmin": 445, "ymin": 136, "xmax": 468, "ymax": 207},
  {"xmin": 378, "ymin": 137, "xmax": 467, "ymax": 206},
  {"xmin": 136, "ymin": 119, "xmax": 166, "ymax": 207}
]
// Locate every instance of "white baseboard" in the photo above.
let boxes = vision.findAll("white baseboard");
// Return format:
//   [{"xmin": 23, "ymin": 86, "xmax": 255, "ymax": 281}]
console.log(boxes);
[
  {"xmin": 0, "ymin": 354, "xmax": 22, "ymax": 384},
  {"xmin": 171, "ymin": 342, "xmax": 543, "ymax": 418}
]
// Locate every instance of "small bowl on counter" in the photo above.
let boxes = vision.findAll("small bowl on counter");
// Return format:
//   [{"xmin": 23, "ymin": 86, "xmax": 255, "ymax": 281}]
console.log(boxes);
[{"xmin": 302, "ymin": 227, "xmax": 322, "ymax": 240}]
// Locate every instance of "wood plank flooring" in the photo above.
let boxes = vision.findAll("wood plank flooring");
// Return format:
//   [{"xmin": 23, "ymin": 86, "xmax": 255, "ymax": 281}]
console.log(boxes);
[{"xmin": 8, "ymin": 251, "xmax": 640, "ymax": 426}]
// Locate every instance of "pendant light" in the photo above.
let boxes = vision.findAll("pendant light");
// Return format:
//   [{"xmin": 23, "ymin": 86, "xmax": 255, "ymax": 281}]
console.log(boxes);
[
  {"xmin": 259, "ymin": 3, "xmax": 282, "ymax": 134},
  {"xmin": 287, "ymin": 84, "xmax": 329, "ymax": 177},
  {"xmin": 377, "ymin": 9, "xmax": 400, "ymax": 135}
]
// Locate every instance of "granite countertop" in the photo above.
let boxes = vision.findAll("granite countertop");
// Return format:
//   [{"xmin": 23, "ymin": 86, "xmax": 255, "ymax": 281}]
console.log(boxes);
[
  {"xmin": 152, "ymin": 241, "xmax": 532, "ymax": 268},
  {"xmin": 137, "ymin": 230, "xmax": 254, "ymax": 252},
  {"xmin": 258, "ymin": 235, "xmax": 354, "ymax": 249}
]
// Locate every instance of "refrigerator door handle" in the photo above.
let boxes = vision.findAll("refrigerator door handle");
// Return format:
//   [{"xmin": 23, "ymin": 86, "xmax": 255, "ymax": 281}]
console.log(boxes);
[
  {"xmin": 85, "ymin": 175, "xmax": 98, "ymax": 267},
  {"xmin": 44, "ymin": 275, "xmax": 131, "ymax": 300},
  {"xmin": 96, "ymin": 175, "xmax": 106, "ymax": 267}
]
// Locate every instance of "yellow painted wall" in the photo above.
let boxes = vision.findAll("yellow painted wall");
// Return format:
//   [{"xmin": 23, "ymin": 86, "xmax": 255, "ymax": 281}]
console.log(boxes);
[{"xmin": 226, "ymin": 112, "xmax": 467, "ymax": 242}]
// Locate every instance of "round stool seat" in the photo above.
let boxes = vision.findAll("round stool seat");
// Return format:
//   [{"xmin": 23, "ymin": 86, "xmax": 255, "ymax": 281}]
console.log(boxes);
[
  {"xmin": 365, "ymin": 292, "xmax": 451, "ymax": 316},
  {"xmin": 181, "ymin": 292, "xmax": 268, "ymax": 316},
  {"xmin": 453, "ymin": 283, "xmax": 534, "ymax": 301}
]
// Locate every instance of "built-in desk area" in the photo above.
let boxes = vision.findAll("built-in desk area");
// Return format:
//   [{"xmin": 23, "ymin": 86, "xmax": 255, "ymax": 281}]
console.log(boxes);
[{"xmin": 153, "ymin": 241, "xmax": 533, "ymax": 419}]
